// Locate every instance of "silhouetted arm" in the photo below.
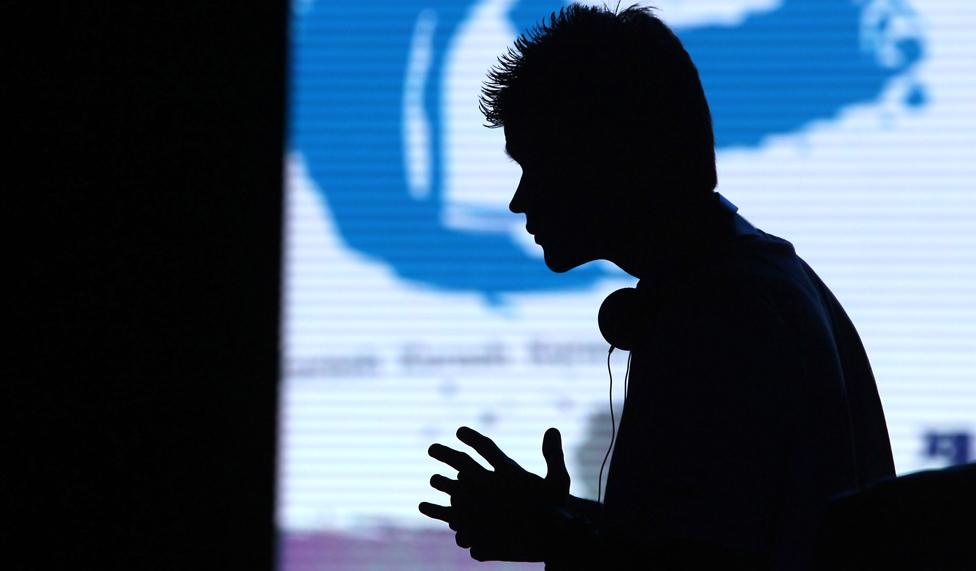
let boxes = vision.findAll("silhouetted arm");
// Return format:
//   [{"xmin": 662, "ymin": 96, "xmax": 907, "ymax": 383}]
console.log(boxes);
[
  {"xmin": 543, "ymin": 508, "xmax": 632, "ymax": 570},
  {"xmin": 565, "ymin": 494, "xmax": 604, "ymax": 526},
  {"xmin": 544, "ymin": 507, "xmax": 766, "ymax": 570}
]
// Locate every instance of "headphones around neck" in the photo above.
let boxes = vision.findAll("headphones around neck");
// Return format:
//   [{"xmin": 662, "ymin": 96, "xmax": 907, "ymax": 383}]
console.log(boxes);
[
  {"xmin": 598, "ymin": 282, "xmax": 651, "ymax": 352},
  {"xmin": 597, "ymin": 192, "xmax": 740, "ymax": 352}
]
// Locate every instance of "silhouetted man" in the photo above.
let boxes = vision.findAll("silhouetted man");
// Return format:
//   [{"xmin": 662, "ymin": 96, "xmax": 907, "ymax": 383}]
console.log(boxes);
[{"xmin": 419, "ymin": 5, "xmax": 895, "ymax": 570}]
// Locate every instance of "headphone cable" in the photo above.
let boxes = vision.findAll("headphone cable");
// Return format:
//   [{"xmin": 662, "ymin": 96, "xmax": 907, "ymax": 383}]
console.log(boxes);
[{"xmin": 598, "ymin": 347, "xmax": 632, "ymax": 504}]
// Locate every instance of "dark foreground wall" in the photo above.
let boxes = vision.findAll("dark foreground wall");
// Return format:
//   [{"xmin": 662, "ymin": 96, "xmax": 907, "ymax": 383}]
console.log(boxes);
[{"xmin": 10, "ymin": 4, "xmax": 286, "ymax": 569}]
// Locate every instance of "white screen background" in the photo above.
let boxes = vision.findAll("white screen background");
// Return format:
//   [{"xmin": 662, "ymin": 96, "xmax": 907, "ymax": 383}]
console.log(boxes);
[{"xmin": 278, "ymin": 1, "xmax": 976, "ymax": 569}]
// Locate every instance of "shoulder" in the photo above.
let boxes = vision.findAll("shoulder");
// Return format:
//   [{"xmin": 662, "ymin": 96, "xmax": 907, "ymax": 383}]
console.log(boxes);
[
  {"xmin": 656, "ymin": 263, "xmax": 790, "ymax": 337},
  {"xmin": 681, "ymin": 234, "xmax": 827, "ymax": 329},
  {"xmin": 646, "ymin": 238, "xmax": 825, "ymax": 374}
]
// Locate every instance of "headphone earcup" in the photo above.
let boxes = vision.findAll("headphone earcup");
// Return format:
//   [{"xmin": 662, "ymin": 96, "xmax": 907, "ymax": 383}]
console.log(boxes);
[{"xmin": 598, "ymin": 287, "xmax": 646, "ymax": 351}]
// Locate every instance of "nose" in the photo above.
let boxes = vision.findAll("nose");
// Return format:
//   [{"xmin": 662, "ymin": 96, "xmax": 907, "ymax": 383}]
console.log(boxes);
[{"xmin": 509, "ymin": 174, "xmax": 527, "ymax": 214}]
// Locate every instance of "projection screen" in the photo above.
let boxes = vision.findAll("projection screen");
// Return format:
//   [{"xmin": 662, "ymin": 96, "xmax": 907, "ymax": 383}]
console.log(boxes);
[{"xmin": 278, "ymin": 1, "xmax": 975, "ymax": 569}]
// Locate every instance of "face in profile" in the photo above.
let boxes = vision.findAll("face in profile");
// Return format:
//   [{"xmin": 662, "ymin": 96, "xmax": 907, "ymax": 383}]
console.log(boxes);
[{"xmin": 505, "ymin": 124, "xmax": 614, "ymax": 273}]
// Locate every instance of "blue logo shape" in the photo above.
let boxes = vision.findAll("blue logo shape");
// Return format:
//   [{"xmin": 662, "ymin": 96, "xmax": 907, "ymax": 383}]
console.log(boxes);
[{"xmin": 290, "ymin": 0, "xmax": 924, "ymax": 301}]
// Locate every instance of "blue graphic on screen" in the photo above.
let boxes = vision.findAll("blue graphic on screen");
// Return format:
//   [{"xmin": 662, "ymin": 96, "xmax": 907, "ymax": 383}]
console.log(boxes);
[
  {"xmin": 924, "ymin": 432, "xmax": 973, "ymax": 466},
  {"xmin": 290, "ymin": 0, "xmax": 924, "ymax": 298}
]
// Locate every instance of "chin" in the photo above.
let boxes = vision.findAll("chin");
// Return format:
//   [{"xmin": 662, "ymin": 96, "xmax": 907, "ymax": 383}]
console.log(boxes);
[{"xmin": 543, "ymin": 248, "xmax": 590, "ymax": 274}]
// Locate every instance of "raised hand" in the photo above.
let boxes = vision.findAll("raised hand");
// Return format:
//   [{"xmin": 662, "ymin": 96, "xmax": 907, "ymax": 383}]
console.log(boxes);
[{"xmin": 419, "ymin": 426, "xmax": 572, "ymax": 562}]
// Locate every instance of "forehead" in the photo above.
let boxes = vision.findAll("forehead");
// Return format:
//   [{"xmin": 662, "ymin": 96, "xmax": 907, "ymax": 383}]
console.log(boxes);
[
  {"xmin": 502, "ymin": 124, "xmax": 525, "ymax": 153},
  {"xmin": 504, "ymin": 122, "xmax": 558, "ymax": 162}
]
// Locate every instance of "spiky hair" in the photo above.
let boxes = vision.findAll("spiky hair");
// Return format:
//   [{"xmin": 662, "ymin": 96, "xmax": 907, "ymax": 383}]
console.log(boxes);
[{"xmin": 479, "ymin": 3, "xmax": 717, "ymax": 193}]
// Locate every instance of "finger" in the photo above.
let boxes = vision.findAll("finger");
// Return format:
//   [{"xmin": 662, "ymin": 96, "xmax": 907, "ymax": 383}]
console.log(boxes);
[
  {"xmin": 465, "ymin": 525, "xmax": 518, "ymax": 563},
  {"xmin": 470, "ymin": 545, "xmax": 499, "ymax": 563},
  {"xmin": 430, "ymin": 474, "xmax": 488, "ymax": 520},
  {"xmin": 455, "ymin": 530, "xmax": 473, "ymax": 549},
  {"xmin": 430, "ymin": 474, "xmax": 459, "ymax": 496},
  {"xmin": 543, "ymin": 427, "xmax": 570, "ymax": 493},
  {"xmin": 456, "ymin": 426, "xmax": 518, "ymax": 474},
  {"xmin": 418, "ymin": 501, "xmax": 454, "ymax": 525},
  {"xmin": 428, "ymin": 443, "xmax": 490, "ymax": 477}
]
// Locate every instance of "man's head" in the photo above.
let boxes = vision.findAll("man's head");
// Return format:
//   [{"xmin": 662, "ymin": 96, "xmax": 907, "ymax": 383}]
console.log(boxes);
[{"xmin": 480, "ymin": 3, "xmax": 717, "ymax": 273}]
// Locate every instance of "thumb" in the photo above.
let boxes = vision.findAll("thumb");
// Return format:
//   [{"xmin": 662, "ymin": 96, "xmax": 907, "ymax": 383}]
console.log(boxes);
[{"xmin": 543, "ymin": 427, "xmax": 570, "ymax": 495}]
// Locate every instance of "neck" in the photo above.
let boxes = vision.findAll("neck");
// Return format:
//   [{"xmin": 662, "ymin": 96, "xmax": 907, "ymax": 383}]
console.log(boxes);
[{"xmin": 610, "ymin": 192, "xmax": 737, "ymax": 281}]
